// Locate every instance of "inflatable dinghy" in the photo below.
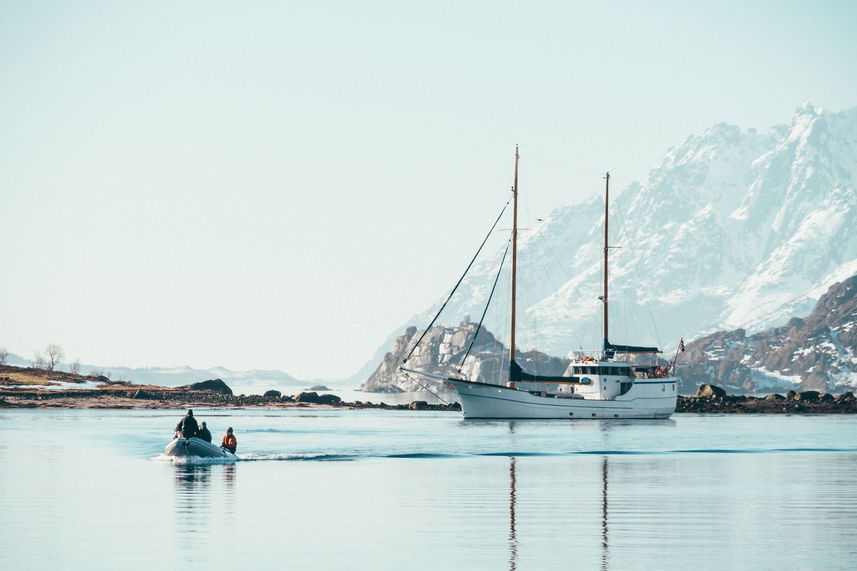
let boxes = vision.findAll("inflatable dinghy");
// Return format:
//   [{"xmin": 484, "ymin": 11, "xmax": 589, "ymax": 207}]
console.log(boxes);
[{"xmin": 164, "ymin": 437, "xmax": 236, "ymax": 459}]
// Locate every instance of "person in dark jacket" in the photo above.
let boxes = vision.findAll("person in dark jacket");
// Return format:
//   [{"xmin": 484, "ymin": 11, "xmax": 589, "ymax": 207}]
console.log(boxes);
[
  {"xmin": 197, "ymin": 421, "xmax": 212, "ymax": 443},
  {"xmin": 175, "ymin": 409, "xmax": 199, "ymax": 439}
]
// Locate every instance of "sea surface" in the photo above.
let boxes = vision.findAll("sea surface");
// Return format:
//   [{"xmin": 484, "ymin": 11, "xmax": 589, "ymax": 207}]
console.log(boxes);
[{"xmin": 2, "ymin": 410, "xmax": 856, "ymax": 570}]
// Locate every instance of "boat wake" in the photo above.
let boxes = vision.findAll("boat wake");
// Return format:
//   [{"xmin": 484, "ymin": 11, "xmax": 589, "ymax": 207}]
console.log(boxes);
[
  {"xmin": 239, "ymin": 452, "xmax": 360, "ymax": 462},
  {"xmin": 156, "ymin": 446, "xmax": 857, "ymax": 463}
]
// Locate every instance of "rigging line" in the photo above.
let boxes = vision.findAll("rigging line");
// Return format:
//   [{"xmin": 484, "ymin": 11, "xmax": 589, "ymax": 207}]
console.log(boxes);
[
  {"xmin": 458, "ymin": 238, "xmax": 512, "ymax": 373},
  {"xmin": 402, "ymin": 197, "xmax": 512, "ymax": 364},
  {"xmin": 401, "ymin": 371, "xmax": 450, "ymax": 405},
  {"xmin": 645, "ymin": 304, "xmax": 664, "ymax": 351}
]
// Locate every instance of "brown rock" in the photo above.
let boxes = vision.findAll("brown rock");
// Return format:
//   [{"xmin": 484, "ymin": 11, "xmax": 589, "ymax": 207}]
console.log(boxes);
[
  {"xmin": 185, "ymin": 379, "xmax": 233, "ymax": 395},
  {"xmin": 795, "ymin": 391, "xmax": 820, "ymax": 402},
  {"xmin": 696, "ymin": 384, "xmax": 726, "ymax": 398}
]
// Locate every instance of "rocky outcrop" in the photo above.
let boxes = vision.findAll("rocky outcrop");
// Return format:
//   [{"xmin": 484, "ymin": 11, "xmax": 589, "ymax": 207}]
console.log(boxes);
[
  {"xmin": 696, "ymin": 384, "xmax": 726, "ymax": 398},
  {"xmin": 294, "ymin": 391, "xmax": 342, "ymax": 405},
  {"xmin": 677, "ymin": 275, "xmax": 857, "ymax": 394},
  {"xmin": 678, "ymin": 390, "xmax": 857, "ymax": 413},
  {"xmin": 361, "ymin": 323, "xmax": 569, "ymax": 393},
  {"xmin": 184, "ymin": 379, "xmax": 233, "ymax": 395}
]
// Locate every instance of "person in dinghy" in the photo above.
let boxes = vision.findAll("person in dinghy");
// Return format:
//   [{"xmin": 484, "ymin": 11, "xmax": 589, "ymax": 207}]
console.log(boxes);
[
  {"xmin": 174, "ymin": 409, "xmax": 198, "ymax": 439},
  {"xmin": 221, "ymin": 427, "xmax": 237, "ymax": 454}
]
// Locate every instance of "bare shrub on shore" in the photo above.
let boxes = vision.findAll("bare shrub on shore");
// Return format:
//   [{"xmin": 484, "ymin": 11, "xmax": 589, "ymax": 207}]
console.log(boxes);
[
  {"xmin": 45, "ymin": 344, "xmax": 64, "ymax": 371},
  {"xmin": 0, "ymin": 347, "xmax": 8, "ymax": 365},
  {"xmin": 33, "ymin": 350, "xmax": 47, "ymax": 369},
  {"xmin": 70, "ymin": 359, "xmax": 81, "ymax": 375}
]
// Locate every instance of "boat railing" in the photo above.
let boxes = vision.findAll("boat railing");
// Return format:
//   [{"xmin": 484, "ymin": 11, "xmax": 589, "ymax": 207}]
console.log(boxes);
[
  {"xmin": 568, "ymin": 350, "xmax": 606, "ymax": 362},
  {"xmin": 634, "ymin": 365, "xmax": 672, "ymax": 379}
]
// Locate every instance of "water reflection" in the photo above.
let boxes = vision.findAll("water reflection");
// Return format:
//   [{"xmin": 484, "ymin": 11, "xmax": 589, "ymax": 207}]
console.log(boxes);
[
  {"xmin": 172, "ymin": 463, "xmax": 236, "ymax": 546},
  {"xmin": 174, "ymin": 464, "xmax": 213, "ymax": 488},
  {"xmin": 508, "ymin": 456, "xmax": 517, "ymax": 571},
  {"xmin": 506, "ymin": 454, "xmax": 612, "ymax": 570},
  {"xmin": 601, "ymin": 457, "xmax": 609, "ymax": 571}
]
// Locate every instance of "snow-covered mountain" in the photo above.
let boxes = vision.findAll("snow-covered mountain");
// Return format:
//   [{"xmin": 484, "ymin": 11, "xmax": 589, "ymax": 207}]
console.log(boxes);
[{"xmin": 379, "ymin": 103, "xmax": 857, "ymax": 374}]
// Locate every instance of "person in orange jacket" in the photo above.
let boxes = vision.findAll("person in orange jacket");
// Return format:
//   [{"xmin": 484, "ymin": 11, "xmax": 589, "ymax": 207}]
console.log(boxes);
[{"xmin": 221, "ymin": 427, "xmax": 237, "ymax": 454}]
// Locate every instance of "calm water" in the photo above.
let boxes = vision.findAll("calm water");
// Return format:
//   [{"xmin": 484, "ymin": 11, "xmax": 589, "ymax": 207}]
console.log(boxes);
[{"xmin": 2, "ymin": 410, "xmax": 856, "ymax": 570}]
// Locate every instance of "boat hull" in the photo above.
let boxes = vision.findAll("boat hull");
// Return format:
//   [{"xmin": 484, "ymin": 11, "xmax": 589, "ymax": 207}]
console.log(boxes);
[
  {"xmin": 447, "ymin": 379, "xmax": 677, "ymax": 419},
  {"xmin": 164, "ymin": 437, "xmax": 236, "ymax": 459}
]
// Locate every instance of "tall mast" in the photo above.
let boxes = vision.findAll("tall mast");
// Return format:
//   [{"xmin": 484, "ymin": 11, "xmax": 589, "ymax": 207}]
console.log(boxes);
[
  {"xmin": 510, "ymin": 146, "xmax": 519, "ymax": 376},
  {"xmin": 602, "ymin": 171, "xmax": 610, "ymax": 351}
]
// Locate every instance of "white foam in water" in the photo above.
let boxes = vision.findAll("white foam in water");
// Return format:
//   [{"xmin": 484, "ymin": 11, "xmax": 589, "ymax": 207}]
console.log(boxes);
[
  {"xmin": 153, "ymin": 453, "xmax": 237, "ymax": 465},
  {"xmin": 239, "ymin": 452, "xmax": 357, "ymax": 461}
]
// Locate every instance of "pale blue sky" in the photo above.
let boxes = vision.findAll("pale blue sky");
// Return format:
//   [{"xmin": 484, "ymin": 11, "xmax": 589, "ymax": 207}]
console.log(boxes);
[{"xmin": 2, "ymin": 1, "xmax": 856, "ymax": 379}]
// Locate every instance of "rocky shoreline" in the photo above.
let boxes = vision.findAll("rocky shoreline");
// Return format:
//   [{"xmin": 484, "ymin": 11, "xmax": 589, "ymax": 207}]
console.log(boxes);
[
  {"xmin": 0, "ymin": 386, "xmax": 462, "ymax": 411},
  {"xmin": 676, "ymin": 384, "xmax": 857, "ymax": 414},
  {"xmin": 3, "ymin": 386, "xmax": 856, "ymax": 414},
  {"xmin": 0, "ymin": 365, "xmax": 461, "ymax": 411},
  {"xmin": 2, "ymin": 366, "xmax": 855, "ymax": 413}
]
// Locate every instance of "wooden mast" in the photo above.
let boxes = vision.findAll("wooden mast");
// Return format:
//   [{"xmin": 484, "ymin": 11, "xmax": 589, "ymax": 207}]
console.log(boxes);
[
  {"xmin": 509, "ymin": 146, "xmax": 519, "ymax": 388},
  {"xmin": 602, "ymin": 171, "xmax": 610, "ymax": 353}
]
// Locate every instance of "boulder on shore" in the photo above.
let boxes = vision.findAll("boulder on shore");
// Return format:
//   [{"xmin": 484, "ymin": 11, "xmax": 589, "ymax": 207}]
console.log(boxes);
[
  {"xmin": 263, "ymin": 389, "xmax": 282, "ymax": 398},
  {"xmin": 696, "ymin": 384, "xmax": 726, "ymax": 398},
  {"xmin": 294, "ymin": 391, "xmax": 342, "ymax": 405},
  {"xmin": 184, "ymin": 379, "xmax": 233, "ymax": 395}
]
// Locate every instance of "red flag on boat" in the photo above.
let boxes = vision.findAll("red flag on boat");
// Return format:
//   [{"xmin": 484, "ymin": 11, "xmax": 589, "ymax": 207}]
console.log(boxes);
[{"xmin": 679, "ymin": 338, "xmax": 686, "ymax": 353}]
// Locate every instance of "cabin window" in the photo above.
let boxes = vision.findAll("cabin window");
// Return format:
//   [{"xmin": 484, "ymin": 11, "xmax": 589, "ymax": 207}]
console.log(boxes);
[{"xmin": 620, "ymin": 381, "xmax": 633, "ymax": 395}]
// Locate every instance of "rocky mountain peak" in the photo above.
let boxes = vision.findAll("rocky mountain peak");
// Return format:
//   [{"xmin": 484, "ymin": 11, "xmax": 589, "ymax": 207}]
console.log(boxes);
[{"xmin": 361, "ymin": 322, "xmax": 568, "ymax": 393}]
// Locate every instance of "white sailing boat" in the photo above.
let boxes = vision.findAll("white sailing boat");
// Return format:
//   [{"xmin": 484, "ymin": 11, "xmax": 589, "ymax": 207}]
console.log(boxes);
[{"xmin": 402, "ymin": 148, "xmax": 678, "ymax": 419}]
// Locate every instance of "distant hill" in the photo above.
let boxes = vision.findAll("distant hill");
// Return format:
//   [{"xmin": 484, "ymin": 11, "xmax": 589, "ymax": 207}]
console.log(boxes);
[{"xmin": 0, "ymin": 354, "xmax": 305, "ymax": 395}]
